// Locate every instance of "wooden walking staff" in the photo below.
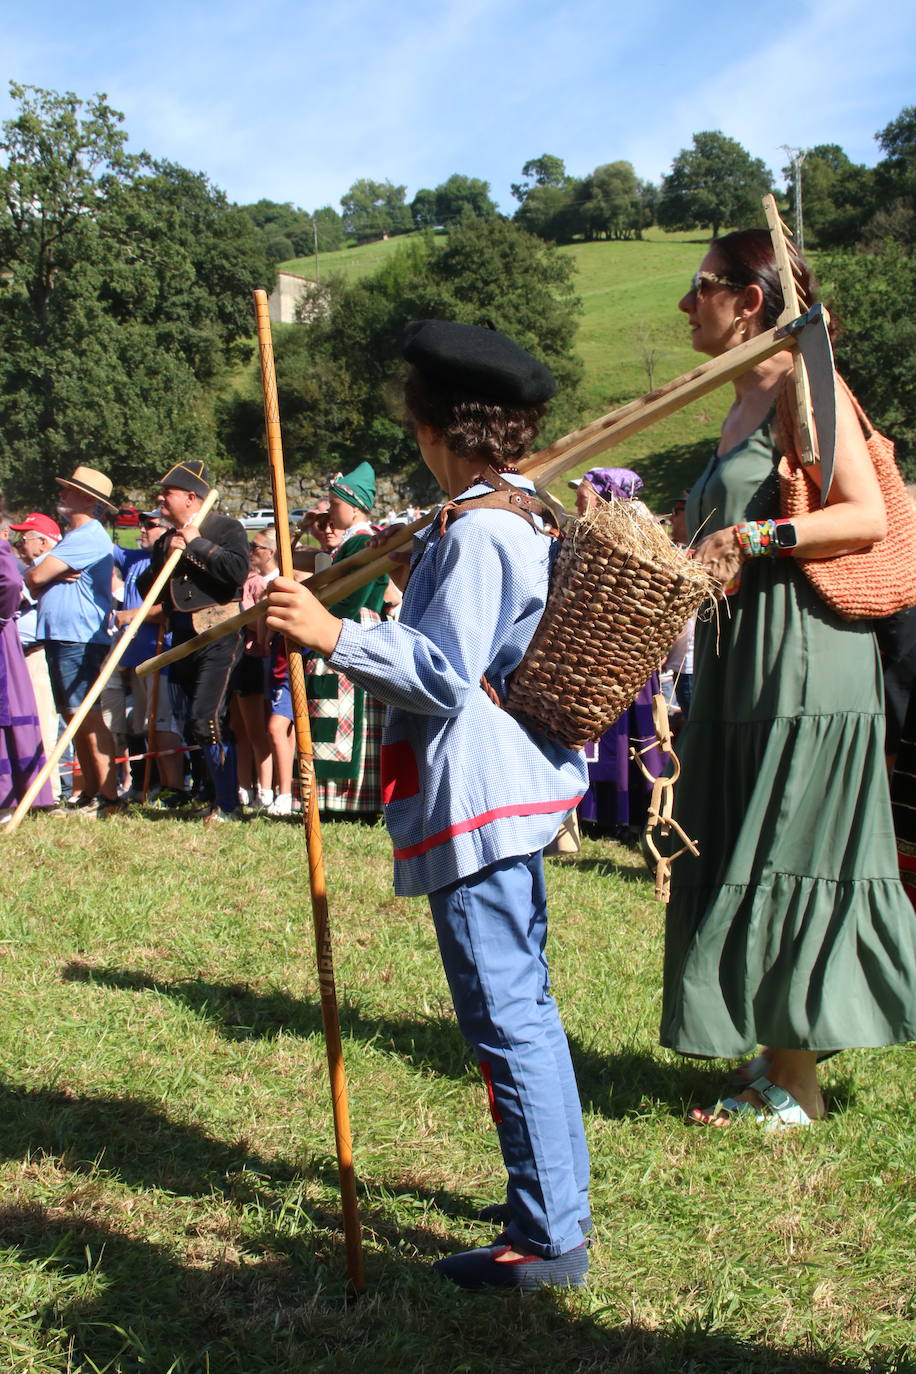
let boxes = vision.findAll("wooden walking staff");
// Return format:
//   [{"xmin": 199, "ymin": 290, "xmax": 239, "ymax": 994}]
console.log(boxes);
[
  {"xmin": 4, "ymin": 488, "xmax": 219, "ymax": 836},
  {"xmin": 252, "ymin": 288, "xmax": 365, "ymax": 1294}
]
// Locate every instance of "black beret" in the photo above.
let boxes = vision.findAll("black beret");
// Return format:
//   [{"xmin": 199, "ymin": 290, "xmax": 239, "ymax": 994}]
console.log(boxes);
[
  {"xmin": 402, "ymin": 319, "xmax": 556, "ymax": 405},
  {"xmin": 159, "ymin": 459, "xmax": 210, "ymax": 499}
]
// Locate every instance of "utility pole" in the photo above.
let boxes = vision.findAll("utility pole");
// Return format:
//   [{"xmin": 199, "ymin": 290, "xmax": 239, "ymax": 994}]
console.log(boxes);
[{"xmin": 780, "ymin": 145, "xmax": 808, "ymax": 254}]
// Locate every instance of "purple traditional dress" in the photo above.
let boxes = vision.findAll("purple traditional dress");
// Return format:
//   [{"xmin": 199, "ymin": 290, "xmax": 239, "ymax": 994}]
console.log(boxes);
[
  {"xmin": 577, "ymin": 674, "xmax": 664, "ymax": 833},
  {"xmin": 0, "ymin": 541, "xmax": 54, "ymax": 811}
]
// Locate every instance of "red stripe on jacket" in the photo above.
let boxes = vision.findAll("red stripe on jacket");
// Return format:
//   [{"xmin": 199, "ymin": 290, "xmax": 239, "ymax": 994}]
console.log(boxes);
[{"xmin": 392, "ymin": 797, "xmax": 584, "ymax": 861}]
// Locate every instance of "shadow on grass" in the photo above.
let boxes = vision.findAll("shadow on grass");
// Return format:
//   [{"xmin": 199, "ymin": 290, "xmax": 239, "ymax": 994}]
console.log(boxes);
[
  {"xmin": 59, "ymin": 963, "xmax": 857, "ymax": 1124},
  {"xmin": 0, "ymin": 1201, "xmax": 870, "ymax": 1374},
  {"xmin": 0, "ymin": 1078, "xmax": 507, "ymax": 1233}
]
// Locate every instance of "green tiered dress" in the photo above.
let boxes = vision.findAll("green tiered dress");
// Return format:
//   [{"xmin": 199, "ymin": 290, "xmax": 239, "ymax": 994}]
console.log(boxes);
[{"xmin": 661, "ymin": 416, "xmax": 916, "ymax": 1058}]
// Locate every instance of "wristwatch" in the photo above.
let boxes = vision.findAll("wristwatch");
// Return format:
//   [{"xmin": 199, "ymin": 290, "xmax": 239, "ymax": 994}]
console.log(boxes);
[{"xmin": 774, "ymin": 520, "xmax": 799, "ymax": 555}]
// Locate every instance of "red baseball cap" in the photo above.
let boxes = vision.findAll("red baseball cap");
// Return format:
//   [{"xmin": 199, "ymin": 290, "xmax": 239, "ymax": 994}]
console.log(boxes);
[{"xmin": 9, "ymin": 512, "xmax": 61, "ymax": 541}]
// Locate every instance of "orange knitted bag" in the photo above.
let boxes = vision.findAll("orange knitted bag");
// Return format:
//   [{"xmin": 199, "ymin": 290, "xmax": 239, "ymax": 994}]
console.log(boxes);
[{"xmin": 777, "ymin": 376, "xmax": 916, "ymax": 620}]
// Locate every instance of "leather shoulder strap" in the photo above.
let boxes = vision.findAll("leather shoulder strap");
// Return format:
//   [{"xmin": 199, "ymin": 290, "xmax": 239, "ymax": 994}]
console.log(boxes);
[{"xmin": 437, "ymin": 466, "xmax": 549, "ymax": 534}]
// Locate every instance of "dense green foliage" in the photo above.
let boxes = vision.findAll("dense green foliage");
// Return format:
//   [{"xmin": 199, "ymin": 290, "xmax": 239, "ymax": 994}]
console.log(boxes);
[
  {"xmin": 657, "ymin": 131, "xmax": 774, "ymax": 238},
  {"xmin": 220, "ymin": 217, "xmax": 584, "ymax": 491},
  {"xmin": 822, "ymin": 242, "xmax": 916, "ymax": 476},
  {"xmin": 340, "ymin": 178, "xmax": 413, "ymax": 244},
  {"xmin": 0, "ymin": 83, "xmax": 273, "ymax": 506},
  {"xmin": 241, "ymin": 198, "xmax": 346, "ymax": 260},
  {"xmin": 513, "ymin": 156, "xmax": 655, "ymax": 244},
  {"xmin": 410, "ymin": 173, "xmax": 498, "ymax": 228}
]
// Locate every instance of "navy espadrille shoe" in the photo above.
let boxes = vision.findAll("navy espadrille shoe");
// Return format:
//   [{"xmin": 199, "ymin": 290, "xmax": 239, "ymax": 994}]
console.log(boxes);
[{"xmin": 433, "ymin": 1240, "xmax": 589, "ymax": 1291}]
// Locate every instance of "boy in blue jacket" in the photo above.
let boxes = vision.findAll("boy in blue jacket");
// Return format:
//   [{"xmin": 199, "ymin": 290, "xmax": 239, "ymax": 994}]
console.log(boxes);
[{"xmin": 267, "ymin": 320, "xmax": 590, "ymax": 1290}]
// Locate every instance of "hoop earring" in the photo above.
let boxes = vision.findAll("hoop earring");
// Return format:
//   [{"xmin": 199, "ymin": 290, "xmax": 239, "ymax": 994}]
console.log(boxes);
[{"xmin": 734, "ymin": 317, "xmax": 747, "ymax": 335}]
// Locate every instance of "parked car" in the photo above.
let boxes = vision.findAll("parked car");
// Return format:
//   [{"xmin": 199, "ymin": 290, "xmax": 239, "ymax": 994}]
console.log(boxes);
[
  {"xmin": 240, "ymin": 507, "xmax": 311, "ymax": 531},
  {"xmin": 239, "ymin": 508, "xmax": 275, "ymax": 530},
  {"xmin": 115, "ymin": 506, "xmax": 140, "ymax": 528}
]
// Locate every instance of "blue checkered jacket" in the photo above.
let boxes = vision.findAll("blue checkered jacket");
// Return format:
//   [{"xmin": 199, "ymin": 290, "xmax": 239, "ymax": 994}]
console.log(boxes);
[{"xmin": 329, "ymin": 481, "xmax": 587, "ymax": 895}]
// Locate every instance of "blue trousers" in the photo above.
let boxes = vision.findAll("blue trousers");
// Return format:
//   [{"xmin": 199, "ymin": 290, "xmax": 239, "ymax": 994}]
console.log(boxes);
[{"xmin": 428, "ymin": 852, "xmax": 590, "ymax": 1256}]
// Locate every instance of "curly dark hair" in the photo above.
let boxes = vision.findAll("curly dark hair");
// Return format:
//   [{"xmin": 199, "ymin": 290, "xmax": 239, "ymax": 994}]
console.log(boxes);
[{"xmin": 404, "ymin": 366, "xmax": 547, "ymax": 470}]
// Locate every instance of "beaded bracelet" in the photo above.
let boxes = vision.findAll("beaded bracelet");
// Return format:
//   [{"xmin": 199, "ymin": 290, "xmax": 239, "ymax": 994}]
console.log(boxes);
[{"xmin": 734, "ymin": 519, "xmax": 778, "ymax": 558}]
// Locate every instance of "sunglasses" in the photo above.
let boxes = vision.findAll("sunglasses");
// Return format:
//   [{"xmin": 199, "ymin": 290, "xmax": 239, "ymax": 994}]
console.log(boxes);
[{"xmin": 689, "ymin": 270, "xmax": 743, "ymax": 296}]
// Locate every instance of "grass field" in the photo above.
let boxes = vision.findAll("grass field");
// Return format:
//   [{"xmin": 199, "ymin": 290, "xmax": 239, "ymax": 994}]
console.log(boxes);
[{"xmin": 1, "ymin": 812, "xmax": 913, "ymax": 1372}]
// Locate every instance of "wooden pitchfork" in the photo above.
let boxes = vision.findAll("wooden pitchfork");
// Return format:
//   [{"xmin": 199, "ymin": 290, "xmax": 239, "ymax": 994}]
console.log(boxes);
[{"xmin": 252, "ymin": 288, "xmax": 364, "ymax": 1294}]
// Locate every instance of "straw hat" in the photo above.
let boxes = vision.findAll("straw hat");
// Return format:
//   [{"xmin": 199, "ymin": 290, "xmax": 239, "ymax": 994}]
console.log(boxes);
[{"xmin": 55, "ymin": 465, "xmax": 117, "ymax": 513}]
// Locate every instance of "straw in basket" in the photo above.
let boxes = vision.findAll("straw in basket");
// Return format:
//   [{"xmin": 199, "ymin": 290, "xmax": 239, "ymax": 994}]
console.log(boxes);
[{"xmin": 504, "ymin": 500, "xmax": 717, "ymax": 751}]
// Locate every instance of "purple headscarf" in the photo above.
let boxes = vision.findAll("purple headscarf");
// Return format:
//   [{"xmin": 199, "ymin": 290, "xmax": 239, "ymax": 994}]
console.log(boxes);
[{"xmin": 569, "ymin": 467, "xmax": 643, "ymax": 502}]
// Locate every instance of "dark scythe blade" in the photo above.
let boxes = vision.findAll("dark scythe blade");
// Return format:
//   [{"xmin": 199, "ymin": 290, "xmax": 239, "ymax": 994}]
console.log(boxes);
[{"xmin": 796, "ymin": 305, "xmax": 837, "ymax": 504}]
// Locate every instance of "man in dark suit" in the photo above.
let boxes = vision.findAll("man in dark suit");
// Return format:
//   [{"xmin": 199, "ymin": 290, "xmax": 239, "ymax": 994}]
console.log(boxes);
[{"xmin": 145, "ymin": 460, "xmax": 249, "ymax": 822}]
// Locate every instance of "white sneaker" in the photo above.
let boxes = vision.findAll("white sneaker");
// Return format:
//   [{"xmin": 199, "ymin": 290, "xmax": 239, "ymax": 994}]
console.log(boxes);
[
  {"xmin": 237, "ymin": 786, "xmax": 252, "ymax": 807},
  {"xmin": 267, "ymin": 792, "xmax": 292, "ymax": 817},
  {"xmin": 257, "ymin": 787, "xmax": 274, "ymax": 809}
]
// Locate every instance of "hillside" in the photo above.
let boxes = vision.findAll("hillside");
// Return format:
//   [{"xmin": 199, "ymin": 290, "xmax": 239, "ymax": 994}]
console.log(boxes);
[{"xmin": 276, "ymin": 230, "xmax": 730, "ymax": 510}]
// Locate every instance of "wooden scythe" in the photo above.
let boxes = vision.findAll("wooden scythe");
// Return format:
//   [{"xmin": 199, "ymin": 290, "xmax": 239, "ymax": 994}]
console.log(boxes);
[
  {"xmin": 4, "ymin": 487, "xmax": 219, "ymax": 836},
  {"xmin": 136, "ymin": 299, "xmax": 832, "ymax": 680},
  {"xmin": 252, "ymin": 288, "xmax": 365, "ymax": 1294}
]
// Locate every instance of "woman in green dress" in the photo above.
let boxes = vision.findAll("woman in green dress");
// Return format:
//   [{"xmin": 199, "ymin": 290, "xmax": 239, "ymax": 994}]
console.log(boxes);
[{"xmin": 661, "ymin": 230, "xmax": 916, "ymax": 1127}]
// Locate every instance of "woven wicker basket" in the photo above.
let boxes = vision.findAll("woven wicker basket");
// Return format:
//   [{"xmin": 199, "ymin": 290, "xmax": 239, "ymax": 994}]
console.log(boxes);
[{"xmin": 504, "ymin": 502, "xmax": 715, "ymax": 750}]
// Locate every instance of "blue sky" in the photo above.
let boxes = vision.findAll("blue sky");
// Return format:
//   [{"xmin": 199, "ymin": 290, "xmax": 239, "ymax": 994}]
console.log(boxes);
[{"xmin": 3, "ymin": 0, "xmax": 914, "ymax": 213}]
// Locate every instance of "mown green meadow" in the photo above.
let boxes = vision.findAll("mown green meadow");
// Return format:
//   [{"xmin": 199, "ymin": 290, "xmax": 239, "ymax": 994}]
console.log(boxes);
[{"xmin": 1, "ymin": 812, "xmax": 913, "ymax": 1372}]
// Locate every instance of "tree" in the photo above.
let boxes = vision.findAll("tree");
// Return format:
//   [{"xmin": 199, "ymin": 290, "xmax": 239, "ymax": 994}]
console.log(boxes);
[
  {"xmin": 511, "ymin": 155, "xmax": 567, "ymax": 203},
  {"xmin": 578, "ymin": 162, "xmax": 654, "ymax": 240},
  {"xmin": 867, "ymin": 105, "xmax": 916, "ymax": 250},
  {"xmin": 658, "ymin": 132, "xmax": 773, "ymax": 237},
  {"xmin": 432, "ymin": 173, "xmax": 498, "ymax": 226},
  {"xmin": 410, "ymin": 187, "xmax": 439, "ymax": 230},
  {"xmin": 783, "ymin": 145, "xmax": 872, "ymax": 248},
  {"xmin": 0, "ymin": 83, "xmax": 272, "ymax": 504},
  {"xmin": 514, "ymin": 180, "xmax": 583, "ymax": 243},
  {"xmin": 220, "ymin": 218, "xmax": 583, "ymax": 487},
  {"xmin": 241, "ymin": 198, "xmax": 345, "ymax": 258},
  {"xmin": 821, "ymin": 243, "xmax": 916, "ymax": 476},
  {"xmin": 340, "ymin": 178, "xmax": 412, "ymax": 243}
]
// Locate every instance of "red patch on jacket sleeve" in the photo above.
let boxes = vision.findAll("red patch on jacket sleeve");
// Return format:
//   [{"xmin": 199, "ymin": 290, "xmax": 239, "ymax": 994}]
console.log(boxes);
[{"xmin": 380, "ymin": 740, "xmax": 420, "ymax": 804}]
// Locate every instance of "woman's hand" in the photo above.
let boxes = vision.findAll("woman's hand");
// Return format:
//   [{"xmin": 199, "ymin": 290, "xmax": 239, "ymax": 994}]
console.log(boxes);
[
  {"xmin": 692, "ymin": 525, "xmax": 746, "ymax": 596},
  {"xmin": 266, "ymin": 576, "xmax": 343, "ymax": 656}
]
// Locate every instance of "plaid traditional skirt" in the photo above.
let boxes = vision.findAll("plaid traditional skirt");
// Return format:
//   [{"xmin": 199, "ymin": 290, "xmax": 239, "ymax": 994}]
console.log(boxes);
[{"xmin": 305, "ymin": 607, "xmax": 384, "ymax": 815}]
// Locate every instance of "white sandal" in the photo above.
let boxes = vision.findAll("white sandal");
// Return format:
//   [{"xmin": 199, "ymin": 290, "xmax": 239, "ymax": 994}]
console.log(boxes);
[{"xmin": 690, "ymin": 1074, "xmax": 814, "ymax": 1130}]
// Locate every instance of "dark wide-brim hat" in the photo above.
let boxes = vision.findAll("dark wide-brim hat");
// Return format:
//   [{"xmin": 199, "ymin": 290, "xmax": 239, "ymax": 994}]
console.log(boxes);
[
  {"xmin": 55, "ymin": 465, "xmax": 118, "ymax": 513},
  {"xmin": 158, "ymin": 459, "xmax": 211, "ymax": 499},
  {"xmin": 402, "ymin": 319, "xmax": 556, "ymax": 406}
]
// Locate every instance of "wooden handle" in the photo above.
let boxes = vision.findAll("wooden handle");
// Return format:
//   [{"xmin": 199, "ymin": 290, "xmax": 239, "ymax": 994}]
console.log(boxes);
[
  {"xmin": 252, "ymin": 287, "xmax": 365, "ymax": 1294},
  {"xmin": 763, "ymin": 193, "xmax": 816, "ymax": 466}
]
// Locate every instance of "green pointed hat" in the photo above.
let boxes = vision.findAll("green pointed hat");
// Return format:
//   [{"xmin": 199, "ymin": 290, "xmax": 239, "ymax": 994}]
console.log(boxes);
[{"xmin": 330, "ymin": 461, "xmax": 376, "ymax": 513}]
